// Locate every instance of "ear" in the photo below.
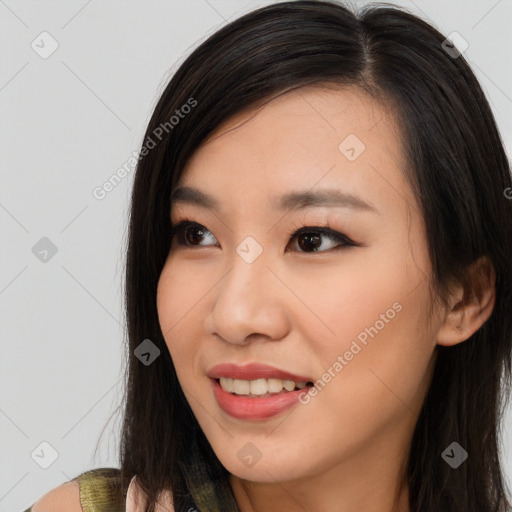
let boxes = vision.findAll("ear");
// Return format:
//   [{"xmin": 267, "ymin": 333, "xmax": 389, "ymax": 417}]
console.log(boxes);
[{"xmin": 436, "ymin": 255, "xmax": 496, "ymax": 346}]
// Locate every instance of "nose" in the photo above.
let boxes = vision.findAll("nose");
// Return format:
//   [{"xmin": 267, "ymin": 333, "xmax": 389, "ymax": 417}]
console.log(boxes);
[{"xmin": 205, "ymin": 247, "xmax": 291, "ymax": 346}]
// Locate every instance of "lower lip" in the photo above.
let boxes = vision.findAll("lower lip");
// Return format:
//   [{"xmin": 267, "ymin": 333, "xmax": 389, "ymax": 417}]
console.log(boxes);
[{"xmin": 210, "ymin": 378, "xmax": 311, "ymax": 420}]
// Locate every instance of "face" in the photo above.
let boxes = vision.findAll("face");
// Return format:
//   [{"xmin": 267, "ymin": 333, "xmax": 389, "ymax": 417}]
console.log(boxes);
[{"xmin": 156, "ymin": 85, "xmax": 442, "ymax": 492}]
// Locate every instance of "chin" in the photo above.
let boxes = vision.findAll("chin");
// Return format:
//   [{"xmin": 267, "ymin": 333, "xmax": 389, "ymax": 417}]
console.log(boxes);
[{"xmin": 218, "ymin": 450, "xmax": 310, "ymax": 484}]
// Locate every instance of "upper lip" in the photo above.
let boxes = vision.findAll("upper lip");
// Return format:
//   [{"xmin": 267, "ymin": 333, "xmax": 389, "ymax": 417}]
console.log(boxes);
[{"xmin": 207, "ymin": 362, "xmax": 313, "ymax": 383}]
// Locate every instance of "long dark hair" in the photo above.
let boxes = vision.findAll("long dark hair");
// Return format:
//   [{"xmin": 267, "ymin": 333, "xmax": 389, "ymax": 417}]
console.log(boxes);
[{"xmin": 115, "ymin": 1, "xmax": 512, "ymax": 510}]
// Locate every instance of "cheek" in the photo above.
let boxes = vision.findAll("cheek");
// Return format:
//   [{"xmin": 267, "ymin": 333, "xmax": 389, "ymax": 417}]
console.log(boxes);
[
  {"xmin": 156, "ymin": 256, "xmax": 204, "ymax": 377},
  {"xmin": 292, "ymin": 233, "xmax": 436, "ymax": 434},
  {"xmin": 156, "ymin": 252, "xmax": 214, "ymax": 334},
  {"xmin": 271, "ymin": 277, "xmax": 433, "ymax": 468}
]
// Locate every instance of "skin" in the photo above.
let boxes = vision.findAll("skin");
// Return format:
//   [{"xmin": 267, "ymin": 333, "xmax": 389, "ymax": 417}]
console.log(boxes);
[{"xmin": 156, "ymin": 85, "xmax": 496, "ymax": 512}]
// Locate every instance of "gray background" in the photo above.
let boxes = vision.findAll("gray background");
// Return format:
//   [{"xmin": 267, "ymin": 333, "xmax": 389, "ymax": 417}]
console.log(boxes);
[{"xmin": 1, "ymin": 1, "xmax": 511, "ymax": 510}]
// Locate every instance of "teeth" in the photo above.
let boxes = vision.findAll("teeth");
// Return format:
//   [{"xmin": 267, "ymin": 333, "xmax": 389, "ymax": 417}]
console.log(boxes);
[
  {"xmin": 283, "ymin": 380, "xmax": 295, "ymax": 391},
  {"xmin": 232, "ymin": 379, "xmax": 250, "ymax": 395},
  {"xmin": 219, "ymin": 377, "xmax": 309, "ymax": 396},
  {"xmin": 250, "ymin": 379, "xmax": 267, "ymax": 395},
  {"xmin": 220, "ymin": 377, "xmax": 234, "ymax": 393},
  {"xmin": 267, "ymin": 378, "xmax": 284, "ymax": 393}
]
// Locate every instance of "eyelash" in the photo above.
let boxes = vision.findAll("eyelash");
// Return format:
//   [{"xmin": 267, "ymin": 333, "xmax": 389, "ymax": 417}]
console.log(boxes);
[{"xmin": 169, "ymin": 217, "xmax": 359, "ymax": 253}]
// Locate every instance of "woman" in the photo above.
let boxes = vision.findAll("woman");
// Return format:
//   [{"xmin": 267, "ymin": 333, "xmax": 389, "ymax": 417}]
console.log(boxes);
[{"xmin": 25, "ymin": 1, "xmax": 512, "ymax": 511}]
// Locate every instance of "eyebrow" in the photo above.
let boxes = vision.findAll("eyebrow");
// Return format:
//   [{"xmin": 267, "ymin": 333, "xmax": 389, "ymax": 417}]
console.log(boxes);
[{"xmin": 170, "ymin": 185, "xmax": 378, "ymax": 214}]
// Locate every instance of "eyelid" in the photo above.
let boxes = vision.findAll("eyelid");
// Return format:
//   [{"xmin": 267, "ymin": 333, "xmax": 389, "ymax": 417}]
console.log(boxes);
[{"xmin": 287, "ymin": 225, "xmax": 356, "ymax": 248}]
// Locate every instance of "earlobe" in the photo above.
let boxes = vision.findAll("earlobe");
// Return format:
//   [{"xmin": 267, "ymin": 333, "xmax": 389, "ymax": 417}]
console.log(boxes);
[{"xmin": 436, "ymin": 256, "xmax": 496, "ymax": 347}]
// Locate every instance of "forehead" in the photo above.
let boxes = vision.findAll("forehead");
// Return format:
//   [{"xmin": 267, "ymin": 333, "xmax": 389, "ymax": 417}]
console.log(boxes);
[{"xmin": 174, "ymin": 85, "xmax": 417, "ymax": 219}]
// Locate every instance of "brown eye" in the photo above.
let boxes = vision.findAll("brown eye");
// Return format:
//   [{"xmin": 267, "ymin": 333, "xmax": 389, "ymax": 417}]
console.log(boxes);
[
  {"xmin": 296, "ymin": 232, "xmax": 323, "ymax": 252},
  {"xmin": 287, "ymin": 227, "xmax": 356, "ymax": 253},
  {"xmin": 184, "ymin": 225, "xmax": 206, "ymax": 245},
  {"xmin": 170, "ymin": 221, "xmax": 218, "ymax": 247},
  {"xmin": 170, "ymin": 220, "xmax": 357, "ymax": 253}
]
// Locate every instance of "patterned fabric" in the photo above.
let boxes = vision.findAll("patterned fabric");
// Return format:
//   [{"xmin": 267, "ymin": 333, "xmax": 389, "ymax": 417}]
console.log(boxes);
[{"xmin": 76, "ymin": 468, "xmax": 125, "ymax": 512}]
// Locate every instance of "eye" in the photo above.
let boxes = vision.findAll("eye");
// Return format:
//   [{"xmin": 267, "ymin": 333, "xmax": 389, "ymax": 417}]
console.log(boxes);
[
  {"xmin": 286, "ymin": 226, "xmax": 357, "ymax": 253},
  {"xmin": 170, "ymin": 219, "xmax": 218, "ymax": 247},
  {"xmin": 170, "ymin": 219, "xmax": 358, "ymax": 253}
]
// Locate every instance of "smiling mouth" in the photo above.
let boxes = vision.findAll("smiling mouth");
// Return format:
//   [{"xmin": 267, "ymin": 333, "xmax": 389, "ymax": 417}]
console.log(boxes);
[{"xmin": 214, "ymin": 377, "xmax": 315, "ymax": 397}]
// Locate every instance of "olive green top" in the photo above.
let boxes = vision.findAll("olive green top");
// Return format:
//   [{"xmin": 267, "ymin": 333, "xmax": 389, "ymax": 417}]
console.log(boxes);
[{"xmin": 22, "ymin": 468, "xmax": 125, "ymax": 512}]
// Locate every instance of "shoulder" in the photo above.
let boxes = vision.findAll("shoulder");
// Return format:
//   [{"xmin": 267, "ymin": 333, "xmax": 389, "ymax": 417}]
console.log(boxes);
[
  {"xmin": 27, "ymin": 467, "xmax": 176, "ymax": 512},
  {"xmin": 126, "ymin": 475, "xmax": 175, "ymax": 512},
  {"xmin": 28, "ymin": 467, "xmax": 125, "ymax": 512},
  {"xmin": 30, "ymin": 480, "xmax": 81, "ymax": 512}
]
